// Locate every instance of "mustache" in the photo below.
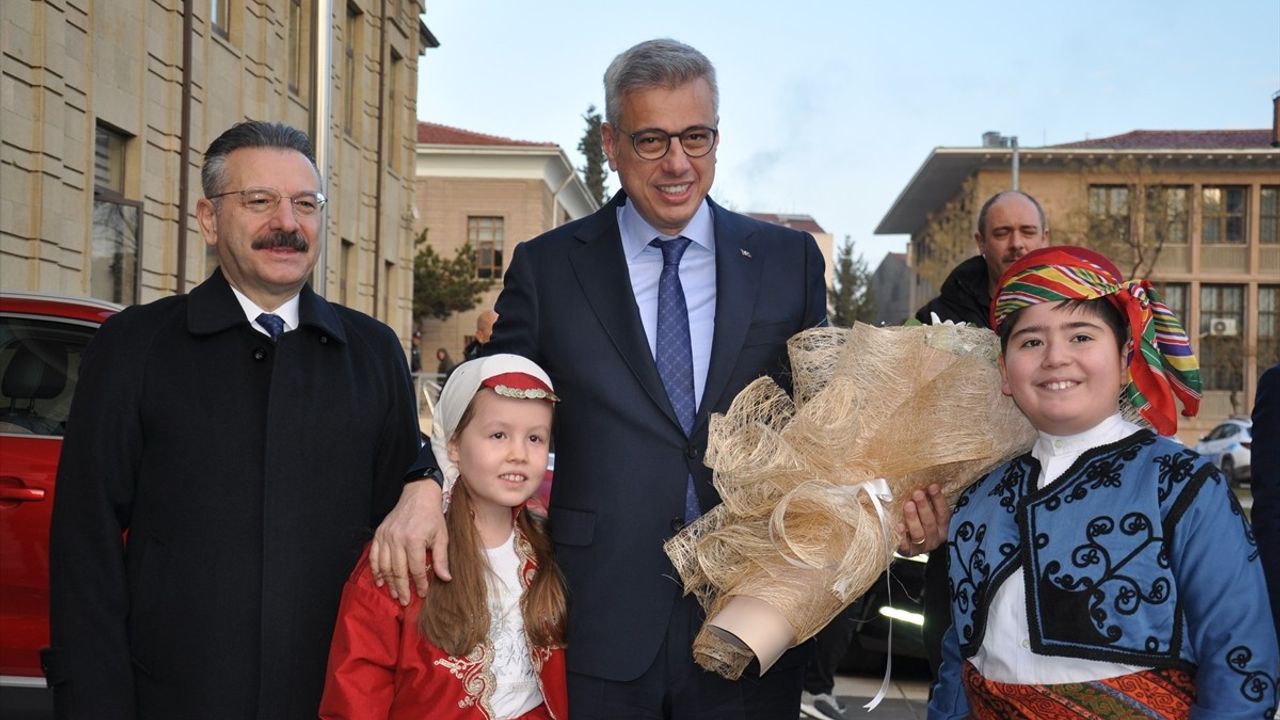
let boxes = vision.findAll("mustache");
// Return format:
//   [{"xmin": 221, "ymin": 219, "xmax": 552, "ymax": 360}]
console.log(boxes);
[{"xmin": 251, "ymin": 231, "xmax": 309, "ymax": 251}]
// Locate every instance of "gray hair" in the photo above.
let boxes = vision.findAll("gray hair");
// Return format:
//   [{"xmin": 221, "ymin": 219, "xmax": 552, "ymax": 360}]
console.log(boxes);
[
  {"xmin": 976, "ymin": 190, "xmax": 1047, "ymax": 236},
  {"xmin": 201, "ymin": 120, "xmax": 318, "ymax": 197},
  {"xmin": 603, "ymin": 39, "xmax": 718, "ymax": 129}
]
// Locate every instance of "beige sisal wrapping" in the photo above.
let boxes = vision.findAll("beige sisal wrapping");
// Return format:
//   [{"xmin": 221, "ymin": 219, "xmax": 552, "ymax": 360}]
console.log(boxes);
[{"xmin": 663, "ymin": 322, "xmax": 1037, "ymax": 679}]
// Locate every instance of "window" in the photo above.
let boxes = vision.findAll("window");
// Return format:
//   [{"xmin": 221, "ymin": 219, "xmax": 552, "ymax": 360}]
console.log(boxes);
[
  {"xmin": 340, "ymin": 238, "xmax": 355, "ymax": 305},
  {"xmin": 287, "ymin": 0, "xmax": 310, "ymax": 99},
  {"xmin": 211, "ymin": 0, "xmax": 229, "ymax": 37},
  {"xmin": 1260, "ymin": 286, "xmax": 1280, "ymax": 374},
  {"xmin": 382, "ymin": 260, "xmax": 395, "ymax": 320},
  {"xmin": 1152, "ymin": 282, "xmax": 1188, "ymax": 325},
  {"xmin": 92, "ymin": 125, "xmax": 141, "ymax": 305},
  {"xmin": 1198, "ymin": 284, "xmax": 1244, "ymax": 391},
  {"xmin": 0, "ymin": 316, "xmax": 98, "ymax": 437},
  {"xmin": 387, "ymin": 49, "xmax": 401, "ymax": 172},
  {"xmin": 1088, "ymin": 185, "xmax": 1130, "ymax": 246},
  {"xmin": 1144, "ymin": 186, "xmax": 1188, "ymax": 246},
  {"xmin": 1261, "ymin": 186, "xmax": 1279, "ymax": 244},
  {"xmin": 343, "ymin": 5, "xmax": 361, "ymax": 136},
  {"xmin": 470, "ymin": 217, "xmax": 504, "ymax": 279},
  {"xmin": 1201, "ymin": 186, "xmax": 1248, "ymax": 244}
]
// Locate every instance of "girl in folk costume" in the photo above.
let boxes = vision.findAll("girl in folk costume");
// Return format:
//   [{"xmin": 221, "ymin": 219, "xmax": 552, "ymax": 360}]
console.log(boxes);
[
  {"xmin": 929, "ymin": 246, "xmax": 1279, "ymax": 719},
  {"xmin": 321, "ymin": 354, "xmax": 568, "ymax": 719}
]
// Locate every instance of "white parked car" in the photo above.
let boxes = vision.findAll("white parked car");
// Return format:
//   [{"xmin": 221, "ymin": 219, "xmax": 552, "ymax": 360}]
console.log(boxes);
[{"xmin": 1193, "ymin": 418, "xmax": 1253, "ymax": 485}]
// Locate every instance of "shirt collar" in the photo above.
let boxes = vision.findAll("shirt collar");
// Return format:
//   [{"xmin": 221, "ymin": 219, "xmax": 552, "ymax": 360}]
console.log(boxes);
[
  {"xmin": 1034, "ymin": 413, "xmax": 1136, "ymax": 458},
  {"xmin": 619, "ymin": 198, "xmax": 714, "ymax": 261},
  {"xmin": 229, "ymin": 284, "xmax": 301, "ymax": 334}
]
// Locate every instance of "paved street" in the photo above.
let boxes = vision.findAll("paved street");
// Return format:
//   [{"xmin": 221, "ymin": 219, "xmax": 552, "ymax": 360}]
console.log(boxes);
[{"xmin": 800, "ymin": 659, "xmax": 931, "ymax": 719}]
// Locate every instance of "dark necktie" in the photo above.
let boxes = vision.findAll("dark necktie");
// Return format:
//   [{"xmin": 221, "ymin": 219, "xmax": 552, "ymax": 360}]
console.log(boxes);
[
  {"xmin": 257, "ymin": 312, "xmax": 286, "ymax": 342},
  {"xmin": 650, "ymin": 237, "xmax": 701, "ymax": 522}
]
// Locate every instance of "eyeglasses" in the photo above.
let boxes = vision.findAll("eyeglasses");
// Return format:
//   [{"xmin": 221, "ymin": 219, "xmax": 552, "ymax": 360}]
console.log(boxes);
[
  {"xmin": 207, "ymin": 187, "xmax": 328, "ymax": 216},
  {"xmin": 626, "ymin": 126, "xmax": 718, "ymax": 161}
]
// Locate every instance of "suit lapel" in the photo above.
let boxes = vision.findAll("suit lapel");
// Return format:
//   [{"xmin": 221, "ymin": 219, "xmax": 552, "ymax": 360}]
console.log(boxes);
[
  {"xmin": 569, "ymin": 192, "xmax": 684, "ymax": 431},
  {"xmin": 699, "ymin": 200, "xmax": 764, "ymax": 428}
]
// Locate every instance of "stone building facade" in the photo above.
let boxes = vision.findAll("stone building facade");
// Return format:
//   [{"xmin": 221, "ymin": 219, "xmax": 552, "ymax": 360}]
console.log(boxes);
[
  {"xmin": 878, "ymin": 117, "xmax": 1280, "ymax": 439},
  {"xmin": 1, "ymin": 0, "xmax": 434, "ymax": 345},
  {"xmin": 413, "ymin": 121, "xmax": 598, "ymax": 361}
]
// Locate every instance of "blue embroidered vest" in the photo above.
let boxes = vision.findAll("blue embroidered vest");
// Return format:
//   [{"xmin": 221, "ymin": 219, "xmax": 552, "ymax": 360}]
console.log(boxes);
[{"xmin": 947, "ymin": 429, "xmax": 1250, "ymax": 668}]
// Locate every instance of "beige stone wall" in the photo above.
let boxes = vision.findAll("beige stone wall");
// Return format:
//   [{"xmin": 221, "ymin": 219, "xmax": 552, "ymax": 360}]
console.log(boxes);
[
  {"xmin": 1, "ymin": 0, "xmax": 424, "ymax": 347},
  {"xmin": 414, "ymin": 175, "xmax": 553, "ymax": 361}
]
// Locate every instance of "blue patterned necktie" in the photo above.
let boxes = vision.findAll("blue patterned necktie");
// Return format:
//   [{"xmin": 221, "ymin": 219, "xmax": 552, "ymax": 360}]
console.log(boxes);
[
  {"xmin": 256, "ymin": 312, "xmax": 286, "ymax": 342},
  {"xmin": 650, "ymin": 236, "xmax": 701, "ymax": 522}
]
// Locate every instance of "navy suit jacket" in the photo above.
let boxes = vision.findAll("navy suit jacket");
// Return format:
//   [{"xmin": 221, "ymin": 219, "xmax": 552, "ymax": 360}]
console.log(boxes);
[
  {"xmin": 1253, "ymin": 364, "xmax": 1280, "ymax": 647},
  {"xmin": 411, "ymin": 191, "xmax": 826, "ymax": 680}
]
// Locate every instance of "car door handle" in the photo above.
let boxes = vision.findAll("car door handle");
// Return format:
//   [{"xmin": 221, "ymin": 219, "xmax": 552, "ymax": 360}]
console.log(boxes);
[{"xmin": 0, "ymin": 486, "xmax": 46, "ymax": 502}]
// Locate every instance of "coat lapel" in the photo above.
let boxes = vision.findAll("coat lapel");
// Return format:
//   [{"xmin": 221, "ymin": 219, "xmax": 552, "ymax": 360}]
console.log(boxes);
[
  {"xmin": 698, "ymin": 199, "xmax": 764, "ymax": 429},
  {"xmin": 569, "ymin": 192, "xmax": 683, "ymax": 431}
]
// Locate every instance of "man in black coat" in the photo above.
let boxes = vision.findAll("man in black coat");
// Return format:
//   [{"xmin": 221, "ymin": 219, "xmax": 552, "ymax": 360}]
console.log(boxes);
[
  {"xmin": 913, "ymin": 190, "xmax": 1050, "ymax": 680},
  {"xmin": 1253, "ymin": 363, "xmax": 1280, "ymax": 647},
  {"xmin": 44, "ymin": 121, "xmax": 421, "ymax": 719}
]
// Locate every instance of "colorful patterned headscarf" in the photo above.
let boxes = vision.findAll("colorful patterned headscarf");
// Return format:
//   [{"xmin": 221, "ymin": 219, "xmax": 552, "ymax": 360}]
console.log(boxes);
[{"xmin": 991, "ymin": 246, "xmax": 1201, "ymax": 436}]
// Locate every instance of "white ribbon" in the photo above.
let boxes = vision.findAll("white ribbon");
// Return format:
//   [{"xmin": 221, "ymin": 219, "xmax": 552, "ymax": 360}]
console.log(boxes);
[
  {"xmin": 853, "ymin": 477, "xmax": 895, "ymax": 711},
  {"xmin": 762, "ymin": 477, "xmax": 897, "ymax": 709}
]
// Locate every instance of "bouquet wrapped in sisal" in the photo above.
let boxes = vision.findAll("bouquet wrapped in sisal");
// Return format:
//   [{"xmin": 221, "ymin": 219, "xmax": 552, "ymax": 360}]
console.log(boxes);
[{"xmin": 663, "ymin": 321, "xmax": 1036, "ymax": 679}]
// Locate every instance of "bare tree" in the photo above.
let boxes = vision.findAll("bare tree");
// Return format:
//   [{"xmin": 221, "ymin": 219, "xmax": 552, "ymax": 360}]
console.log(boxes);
[
  {"xmin": 915, "ymin": 176, "xmax": 979, "ymax": 290},
  {"xmin": 1057, "ymin": 156, "xmax": 1177, "ymax": 280}
]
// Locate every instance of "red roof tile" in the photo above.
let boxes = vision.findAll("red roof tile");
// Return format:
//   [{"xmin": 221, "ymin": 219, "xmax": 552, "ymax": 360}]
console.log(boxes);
[
  {"xmin": 745, "ymin": 212, "xmax": 827, "ymax": 235},
  {"xmin": 417, "ymin": 121, "xmax": 556, "ymax": 147},
  {"xmin": 1052, "ymin": 129, "xmax": 1272, "ymax": 150}
]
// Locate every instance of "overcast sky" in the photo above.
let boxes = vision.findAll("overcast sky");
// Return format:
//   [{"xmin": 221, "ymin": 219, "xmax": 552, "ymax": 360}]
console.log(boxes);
[{"xmin": 415, "ymin": 0, "xmax": 1279, "ymax": 268}]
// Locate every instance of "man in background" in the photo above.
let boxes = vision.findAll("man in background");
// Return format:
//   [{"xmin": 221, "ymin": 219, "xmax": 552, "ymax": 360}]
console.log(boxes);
[
  {"xmin": 463, "ymin": 309, "xmax": 497, "ymax": 361},
  {"xmin": 914, "ymin": 190, "xmax": 1051, "ymax": 681}
]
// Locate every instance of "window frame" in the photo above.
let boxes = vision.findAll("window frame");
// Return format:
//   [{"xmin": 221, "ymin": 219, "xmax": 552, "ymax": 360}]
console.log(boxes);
[
  {"xmin": 1143, "ymin": 185, "xmax": 1189, "ymax": 246},
  {"xmin": 1088, "ymin": 184, "xmax": 1132, "ymax": 245},
  {"xmin": 1260, "ymin": 186, "xmax": 1279, "ymax": 245},
  {"xmin": 343, "ymin": 4, "xmax": 362, "ymax": 137},
  {"xmin": 468, "ymin": 216, "xmax": 505, "ymax": 280},
  {"xmin": 1200, "ymin": 185, "xmax": 1249, "ymax": 244},
  {"xmin": 1198, "ymin": 283, "xmax": 1246, "ymax": 392},
  {"xmin": 211, "ymin": 0, "xmax": 230, "ymax": 39},
  {"xmin": 91, "ymin": 124, "xmax": 143, "ymax": 306}
]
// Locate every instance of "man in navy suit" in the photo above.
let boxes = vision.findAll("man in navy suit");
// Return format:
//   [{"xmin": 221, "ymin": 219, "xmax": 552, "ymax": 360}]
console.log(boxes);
[
  {"xmin": 1253, "ymin": 363, "xmax": 1280, "ymax": 646},
  {"xmin": 371, "ymin": 39, "xmax": 949, "ymax": 718}
]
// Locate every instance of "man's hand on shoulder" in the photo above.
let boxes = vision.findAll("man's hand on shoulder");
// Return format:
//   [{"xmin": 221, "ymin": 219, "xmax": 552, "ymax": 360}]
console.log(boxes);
[{"xmin": 370, "ymin": 480, "xmax": 449, "ymax": 604}]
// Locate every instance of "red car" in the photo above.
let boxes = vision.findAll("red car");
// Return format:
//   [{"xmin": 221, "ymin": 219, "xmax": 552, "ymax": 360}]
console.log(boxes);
[{"xmin": 0, "ymin": 293, "xmax": 119, "ymax": 711}]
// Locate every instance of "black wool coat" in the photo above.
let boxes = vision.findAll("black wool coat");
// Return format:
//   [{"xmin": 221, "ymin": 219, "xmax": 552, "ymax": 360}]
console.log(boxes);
[{"xmin": 46, "ymin": 270, "xmax": 420, "ymax": 720}]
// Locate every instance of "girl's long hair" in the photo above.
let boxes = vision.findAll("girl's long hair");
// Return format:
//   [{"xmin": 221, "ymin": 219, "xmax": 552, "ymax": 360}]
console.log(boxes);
[{"xmin": 416, "ymin": 404, "xmax": 567, "ymax": 656}]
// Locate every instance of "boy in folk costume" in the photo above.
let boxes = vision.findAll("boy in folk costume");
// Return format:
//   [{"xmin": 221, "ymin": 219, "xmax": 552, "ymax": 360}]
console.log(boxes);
[
  {"xmin": 321, "ymin": 355, "xmax": 568, "ymax": 719},
  {"xmin": 929, "ymin": 246, "xmax": 1279, "ymax": 719}
]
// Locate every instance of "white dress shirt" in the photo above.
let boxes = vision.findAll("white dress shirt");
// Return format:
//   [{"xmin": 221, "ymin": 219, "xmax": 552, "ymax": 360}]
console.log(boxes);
[
  {"xmin": 617, "ymin": 199, "xmax": 716, "ymax": 413},
  {"xmin": 970, "ymin": 413, "xmax": 1153, "ymax": 684},
  {"xmin": 229, "ymin": 285, "xmax": 300, "ymax": 338}
]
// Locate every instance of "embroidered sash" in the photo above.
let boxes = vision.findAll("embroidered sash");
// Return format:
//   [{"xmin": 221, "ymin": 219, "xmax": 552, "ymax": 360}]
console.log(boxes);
[{"xmin": 961, "ymin": 661, "xmax": 1195, "ymax": 719}]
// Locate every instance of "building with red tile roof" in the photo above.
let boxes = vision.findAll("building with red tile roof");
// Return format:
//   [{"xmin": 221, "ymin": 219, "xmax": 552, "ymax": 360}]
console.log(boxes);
[{"xmin": 414, "ymin": 121, "xmax": 598, "ymax": 364}]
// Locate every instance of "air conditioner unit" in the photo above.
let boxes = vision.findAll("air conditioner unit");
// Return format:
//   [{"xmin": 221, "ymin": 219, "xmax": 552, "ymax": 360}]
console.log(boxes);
[{"xmin": 1209, "ymin": 318, "xmax": 1239, "ymax": 336}]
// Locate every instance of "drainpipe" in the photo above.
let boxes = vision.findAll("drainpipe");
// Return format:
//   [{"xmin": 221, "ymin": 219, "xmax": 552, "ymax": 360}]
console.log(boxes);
[
  {"xmin": 372, "ymin": 0, "xmax": 388, "ymax": 314},
  {"xmin": 176, "ymin": 0, "xmax": 194, "ymax": 292},
  {"xmin": 311, "ymin": 0, "xmax": 333, "ymax": 297}
]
